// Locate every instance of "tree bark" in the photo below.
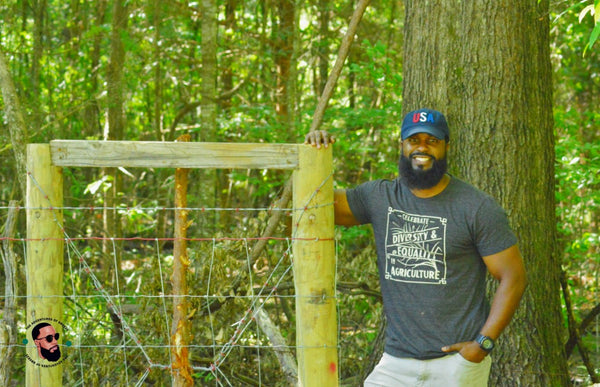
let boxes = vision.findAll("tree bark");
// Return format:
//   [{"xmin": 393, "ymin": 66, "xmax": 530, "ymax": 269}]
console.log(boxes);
[
  {"xmin": 106, "ymin": 0, "xmax": 127, "ymax": 142},
  {"xmin": 317, "ymin": 0, "xmax": 331, "ymax": 96},
  {"xmin": 221, "ymin": 0, "xmax": 238, "ymax": 111},
  {"xmin": 403, "ymin": 0, "xmax": 568, "ymax": 385},
  {"xmin": 273, "ymin": 0, "xmax": 295, "ymax": 131},
  {"xmin": 104, "ymin": 0, "xmax": 128, "ymax": 338},
  {"xmin": 0, "ymin": 49, "xmax": 28, "ymax": 198},
  {"xmin": 200, "ymin": 0, "xmax": 218, "ymax": 141},
  {"xmin": 171, "ymin": 135, "xmax": 193, "ymax": 387},
  {"xmin": 200, "ymin": 0, "xmax": 219, "ymax": 231},
  {"xmin": 152, "ymin": 0, "xmax": 164, "ymax": 141},
  {"xmin": 30, "ymin": 0, "xmax": 47, "ymax": 131},
  {"xmin": 0, "ymin": 202, "xmax": 19, "ymax": 386},
  {"xmin": 84, "ymin": 0, "xmax": 107, "ymax": 138}
]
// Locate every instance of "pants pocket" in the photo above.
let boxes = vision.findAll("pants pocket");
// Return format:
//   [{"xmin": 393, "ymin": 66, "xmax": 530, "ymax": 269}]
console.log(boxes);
[{"xmin": 452, "ymin": 354, "xmax": 492, "ymax": 386}]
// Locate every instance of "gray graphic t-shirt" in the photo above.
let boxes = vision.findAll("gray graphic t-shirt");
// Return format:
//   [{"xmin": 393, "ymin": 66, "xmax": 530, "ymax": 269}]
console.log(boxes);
[{"xmin": 346, "ymin": 176, "xmax": 517, "ymax": 359}]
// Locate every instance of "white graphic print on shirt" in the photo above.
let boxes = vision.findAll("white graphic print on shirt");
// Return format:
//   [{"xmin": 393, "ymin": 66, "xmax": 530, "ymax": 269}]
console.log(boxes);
[{"xmin": 384, "ymin": 207, "xmax": 447, "ymax": 285}]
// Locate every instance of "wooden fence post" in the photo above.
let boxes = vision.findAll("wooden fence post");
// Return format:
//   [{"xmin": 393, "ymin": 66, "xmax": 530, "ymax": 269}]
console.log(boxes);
[
  {"xmin": 26, "ymin": 144, "xmax": 64, "ymax": 387},
  {"xmin": 293, "ymin": 145, "xmax": 337, "ymax": 387}
]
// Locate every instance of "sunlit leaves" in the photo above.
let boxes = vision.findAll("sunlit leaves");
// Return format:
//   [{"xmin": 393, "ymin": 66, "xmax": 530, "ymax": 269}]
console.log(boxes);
[{"xmin": 579, "ymin": 0, "xmax": 600, "ymax": 54}]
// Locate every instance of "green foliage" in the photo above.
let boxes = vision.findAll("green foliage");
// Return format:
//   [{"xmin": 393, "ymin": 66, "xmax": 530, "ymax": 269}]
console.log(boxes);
[
  {"xmin": 580, "ymin": 0, "xmax": 600, "ymax": 54},
  {"xmin": 0, "ymin": 0, "xmax": 597, "ymax": 384},
  {"xmin": 553, "ymin": 0, "xmax": 600, "ymax": 333},
  {"xmin": 555, "ymin": 106, "xmax": 600, "ymax": 310},
  {"xmin": 552, "ymin": 2, "xmax": 599, "ymax": 379}
]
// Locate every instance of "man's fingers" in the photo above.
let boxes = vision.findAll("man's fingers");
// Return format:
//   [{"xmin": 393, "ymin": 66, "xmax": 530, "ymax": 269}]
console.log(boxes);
[
  {"xmin": 441, "ymin": 342, "xmax": 467, "ymax": 353},
  {"xmin": 304, "ymin": 130, "xmax": 334, "ymax": 148},
  {"xmin": 304, "ymin": 131, "xmax": 326, "ymax": 147}
]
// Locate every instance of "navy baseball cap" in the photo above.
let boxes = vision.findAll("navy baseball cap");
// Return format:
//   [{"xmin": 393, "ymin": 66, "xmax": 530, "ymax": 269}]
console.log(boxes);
[{"xmin": 401, "ymin": 108, "xmax": 449, "ymax": 141}]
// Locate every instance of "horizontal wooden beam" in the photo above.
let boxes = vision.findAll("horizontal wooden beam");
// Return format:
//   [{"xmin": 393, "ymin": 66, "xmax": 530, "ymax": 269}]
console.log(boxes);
[{"xmin": 49, "ymin": 140, "xmax": 300, "ymax": 169}]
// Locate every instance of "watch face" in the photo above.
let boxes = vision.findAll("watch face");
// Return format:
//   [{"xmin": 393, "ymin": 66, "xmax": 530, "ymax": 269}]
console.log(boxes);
[{"xmin": 481, "ymin": 338, "xmax": 493, "ymax": 350}]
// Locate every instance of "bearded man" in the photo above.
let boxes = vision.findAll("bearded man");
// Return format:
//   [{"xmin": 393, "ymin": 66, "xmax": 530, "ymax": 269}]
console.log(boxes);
[{"xmin": 305, "ymin": 108, "xmax": 527, "ymax": 387}]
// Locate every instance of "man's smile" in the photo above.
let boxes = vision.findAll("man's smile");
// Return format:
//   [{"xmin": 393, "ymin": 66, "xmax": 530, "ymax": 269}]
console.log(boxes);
[{"xmin": 411, "ymin": 153, "xmax": 434, "ymax": 168}]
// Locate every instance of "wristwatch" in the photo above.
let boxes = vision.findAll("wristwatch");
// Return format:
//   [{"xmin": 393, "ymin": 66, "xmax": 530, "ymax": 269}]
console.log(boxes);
[{"xmin": 475, "ymin": 334, "xmax": 495, "ymax": 352}]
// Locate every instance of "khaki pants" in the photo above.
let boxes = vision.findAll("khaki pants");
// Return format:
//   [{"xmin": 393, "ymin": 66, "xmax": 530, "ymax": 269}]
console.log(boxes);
[{"xmin": 364, "ymin": 352, "xmax": 492, "ymax": 387}]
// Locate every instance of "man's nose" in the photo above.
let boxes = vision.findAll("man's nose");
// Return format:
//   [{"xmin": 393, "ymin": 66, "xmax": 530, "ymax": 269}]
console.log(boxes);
[
  {"xmin": 420, "ymin": 139, "xmax": 433, "ymax": 148},
  {"xmin": 415, "ymin": 142, "xmax": 430, "ymax": 153}
]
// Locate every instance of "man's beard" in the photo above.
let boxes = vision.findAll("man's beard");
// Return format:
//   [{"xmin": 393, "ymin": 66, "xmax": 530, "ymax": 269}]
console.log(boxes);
[
  {"xmin": 398, "ymin": 153, "xmax": 448, "ymax": 190},
  {"xmin": 40, "ymin": 345, "xmax": 61, "ymax": 362}
]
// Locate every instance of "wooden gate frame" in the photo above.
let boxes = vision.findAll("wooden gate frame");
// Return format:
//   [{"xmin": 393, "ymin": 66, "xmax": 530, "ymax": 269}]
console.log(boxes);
[{"xmin": 26, "ymin": 140, "xmax": 337, "ymax": 387}]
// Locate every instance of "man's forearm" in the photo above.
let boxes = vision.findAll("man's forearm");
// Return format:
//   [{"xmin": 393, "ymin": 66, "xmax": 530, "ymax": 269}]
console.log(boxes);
[{"xmin": 480, "ymin": 272, "xmax": 527, "ymax": 340}]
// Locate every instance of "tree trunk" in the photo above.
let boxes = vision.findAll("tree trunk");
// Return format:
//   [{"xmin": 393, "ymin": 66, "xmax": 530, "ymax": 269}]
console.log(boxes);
[
  {"xmin": 403, "ymin": 0, "xmax": 568, "ymax": 385},
  {"xmin": 0, "ymin": 48, "xmax": 28, "ymax": 198},
  {"xmin": 30, "ymin": 0, "xmax": 47, "ymax": 131},
  {"xmin": 104, "ymin": 0, "xmax": 128, "ymax": 335},
  {"xmin": 0, "ymin": 202, "xmax": 19, "ymax": 386},
  {"xmin": 84, "ymin": 0, "xmax": 107, "ymax": 138},
  {"xmin": 151, "ymin": 0, "xmax": 163, "ymax": 141},
  {"xmin": 200, "ymin": 0, "xmax": 218, "ymax": 141},
  {"xmin": 274, "ymin": 0, "xmax": 295, "ymax": 135},
  {"xmin": 317, "ymin": 0, "xmax": 330, "ymax": 97},
  {"xmin": 106, "ymin": 0, "xmax": 127, "ymax": 142},
  {"xmin": 200, "ymin": 0, "xmax": 219, "ymax": 232},
  {"xmin": 221, "ymin": 0, "xmax": 237, "ymax": 111}
]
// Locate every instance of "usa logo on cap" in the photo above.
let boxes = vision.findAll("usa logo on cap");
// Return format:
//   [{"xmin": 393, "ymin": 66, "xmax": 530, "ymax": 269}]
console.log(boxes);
[
  {"xmin": 412, "ymin": 111, "xmax": 437, "ymax": 124},
  {"xmin": 401, "ymin": 108, "xmax": 449, "ymax": 141}
]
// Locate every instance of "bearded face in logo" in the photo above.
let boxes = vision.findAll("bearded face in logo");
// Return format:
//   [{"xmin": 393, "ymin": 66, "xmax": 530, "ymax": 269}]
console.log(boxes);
[{"xmin": 32, "ymin": 323, "xmax": 62, "ymax": 362}]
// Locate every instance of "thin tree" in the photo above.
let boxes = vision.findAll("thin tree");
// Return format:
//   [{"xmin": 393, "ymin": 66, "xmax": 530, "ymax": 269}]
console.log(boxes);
[
  {"xmin": 317, "ymin": 0, "xmax": 331, "ymax": 97},
  {"xmin": 0, "ymin": 49, "xmax": 28, "ymax": 197},
  {"xmin": 30, "ymin": 0, "xmax": 47, "ymax": 131},
  {"xmin": 200, "ymin": 0, "xmax": 218, "ymax": 141},
  {"xmin": 104, "ymin": 0, "xmax": 128, "ymax": 341},
  {"xmin": 85, "ymin": 0, "xmax": 107, "ymax": 138},
  {"xmin": 273, "ymin": 0, "xmax": 296, "ymax": 135}
]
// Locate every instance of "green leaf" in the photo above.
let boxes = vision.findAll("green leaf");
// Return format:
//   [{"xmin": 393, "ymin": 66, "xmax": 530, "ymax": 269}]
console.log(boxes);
[
  {"xmin": 587, "ymin": 21, "xmax": 600, "ymax": 48},
  {"xmin": 84, "ymin": 175, "xmax": 112, "ymax": 195}
]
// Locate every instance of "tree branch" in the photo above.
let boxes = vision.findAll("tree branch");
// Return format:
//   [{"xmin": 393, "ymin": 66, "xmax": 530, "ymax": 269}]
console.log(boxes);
[
  {"xmin": 254, "ymin": 308, "xmax": 297, "ymax": 386},
  {"xmin": 308, "ymin": 0, "xmax": 371, "ymax": 133},
  {"xmin": 560, "ymin": 270, "xmax": 599, "ymax": 383},
  {"xmin": 565, "ymin": 302, "xmax": 600, "ymax": 357}
]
